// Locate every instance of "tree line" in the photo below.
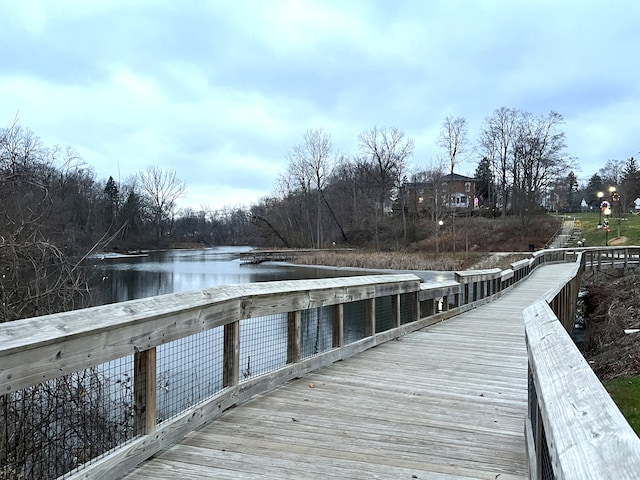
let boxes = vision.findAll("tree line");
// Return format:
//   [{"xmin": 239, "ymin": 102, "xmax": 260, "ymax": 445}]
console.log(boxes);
[
  {"xmin": 251, "ymin": 108, "xmax": 575, "ymax": 248},
  {"xmin": 2, "ymin": 108, "xmax": 638, "ymax": 319},
  {"xmin": 0, "ymin": 118, "xmax": 251, "ymax": 322}
]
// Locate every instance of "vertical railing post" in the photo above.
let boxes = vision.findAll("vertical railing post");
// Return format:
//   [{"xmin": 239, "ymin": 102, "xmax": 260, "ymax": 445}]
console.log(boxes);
[
  {"xmin": 365, "ymin": 298, "xmax": 375, "ymax": 337},
  {"xmin": 223, "ymin": 321, "xmax": 240, "ymax": 387},
  {"xmin": 392, "ymin": 294, "xmax": 401, "ymax": 328},
  {"xmin": 287, "ymin": 311, "xmax": 301, "ymax": 364},
  {"xmin": 134, "ymin": 347, "xmax": 157, "ymax": 436},
  {"xmin": 333, "ymin": 303, "xmax": 344, "ymax": 348}
]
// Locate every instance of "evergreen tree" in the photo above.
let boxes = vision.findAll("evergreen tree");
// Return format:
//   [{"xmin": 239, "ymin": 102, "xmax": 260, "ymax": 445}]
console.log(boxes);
[
  {"xmin": 103, "ymin": 176, "xmax": 120, "ymax": 227},
  {"xmin": 474, "ymin": 157, "xmax": 494, "ymax": 206}
]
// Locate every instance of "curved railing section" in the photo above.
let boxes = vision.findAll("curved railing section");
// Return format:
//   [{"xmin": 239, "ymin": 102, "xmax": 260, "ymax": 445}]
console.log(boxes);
[{"xmin": 524, "ymin": 248, "xmax": 640, "ymax": 480}]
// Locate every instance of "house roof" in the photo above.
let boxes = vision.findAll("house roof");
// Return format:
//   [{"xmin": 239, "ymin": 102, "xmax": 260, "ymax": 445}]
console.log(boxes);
[
  {"xmin": 442, "ymin": 173, "xmax": 476, "ymax": 182},
  {"xmin": 402, "ymin": 173, "xmax": 476, "ymax": 189}
]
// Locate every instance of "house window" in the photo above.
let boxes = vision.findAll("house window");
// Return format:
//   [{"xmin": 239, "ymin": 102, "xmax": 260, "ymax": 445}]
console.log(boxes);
[{"xmin": 465, "ymin": 182, "xmax": 471, "ymax": 193}]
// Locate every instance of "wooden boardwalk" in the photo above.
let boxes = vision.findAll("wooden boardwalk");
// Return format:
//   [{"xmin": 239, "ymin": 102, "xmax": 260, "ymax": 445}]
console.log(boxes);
[{"xmin": 123, "ymin": 263, "xmax": 574, "ymax": 480}]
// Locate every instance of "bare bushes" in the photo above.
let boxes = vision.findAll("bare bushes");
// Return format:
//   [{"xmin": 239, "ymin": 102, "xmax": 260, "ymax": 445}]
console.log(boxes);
[
  {"xmin": 291, "ymin": 250, "xmax": 470, "ymax": 271},
  {"xmin": 1, "ymin": 368, "xmax": 134, "ymax": 480},
  {"xmin": 0, "ymin": 239, "xmax": 88, "ymax": 323},
  {"xmin": 582, "ymin": 273, "xmax": 640, "ymax": 379}
]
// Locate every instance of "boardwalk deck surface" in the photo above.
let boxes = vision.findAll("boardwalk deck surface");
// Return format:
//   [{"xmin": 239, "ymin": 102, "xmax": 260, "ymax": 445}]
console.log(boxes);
[{"xmin": 123, "ymin": 263, "xmax": 574, "ymax": 480}]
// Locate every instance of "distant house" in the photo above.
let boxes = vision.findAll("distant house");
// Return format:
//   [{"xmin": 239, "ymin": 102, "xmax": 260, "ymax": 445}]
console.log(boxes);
[
  {"xmin": 440, "ymin": 173, "xmax": 477, "ymax": 209},
  {"xmin": 398, "ymin": 173, "xmax": 477, "ymax": 216}
]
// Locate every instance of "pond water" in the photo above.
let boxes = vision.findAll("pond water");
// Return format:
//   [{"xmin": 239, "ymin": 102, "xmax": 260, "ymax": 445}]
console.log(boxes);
[
  {"xmin": 92, "ymin": 246, "xmax": 363, "ymax": 305},
  {"xmin": 91, "ymin": 246, "xmax": 453, "ymax": 305}
]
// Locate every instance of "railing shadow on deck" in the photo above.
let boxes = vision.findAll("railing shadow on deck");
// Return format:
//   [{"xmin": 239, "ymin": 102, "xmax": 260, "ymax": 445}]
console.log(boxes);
[{"xmin": 0, "ymin": 246, "xmax": 639, "ymax": 479}]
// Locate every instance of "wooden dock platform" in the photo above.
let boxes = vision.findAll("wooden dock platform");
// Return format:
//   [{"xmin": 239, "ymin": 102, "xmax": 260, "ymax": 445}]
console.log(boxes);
[{"xmin": 123, "ymin": 263, "xmax": 574, "ymax": 479}]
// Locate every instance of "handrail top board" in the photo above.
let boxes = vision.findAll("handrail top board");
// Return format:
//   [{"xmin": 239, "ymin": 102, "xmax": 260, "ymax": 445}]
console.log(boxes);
[
  {"xmin": 524, "ymin": 300, "xmax": 640, "ymax": 478},
  {"xmin": 0, "ymin": 273, "xmax": 421, "ymax": 356}
]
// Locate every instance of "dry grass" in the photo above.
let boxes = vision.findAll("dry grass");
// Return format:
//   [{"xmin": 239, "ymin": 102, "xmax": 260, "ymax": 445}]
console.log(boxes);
[{"xmin": 290, "ymin": 250, "xmax": 530, "ymax": 271}]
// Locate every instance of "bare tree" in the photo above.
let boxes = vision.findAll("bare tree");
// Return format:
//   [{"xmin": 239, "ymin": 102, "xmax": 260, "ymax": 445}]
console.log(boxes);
[
  {"xmin": 287, "ymin": 129, "xmax": 334, "ymax": 248},
  {"xmin": 511, "ymin": 110, "xmax": 570, "ymax": 235},
  {"xmin": 411, "ymin": 159, "xmax": 448, "ymax": 252},
  {"xmin": 438, "ymin": 116, "xmax": 468, "ymax": 174},
  {"xmin": 0, "ymin": 121, "xmax": 132, "ymax": 480},
  {"xmin": 479, "ymin": 107, "xmax": 517, "ymax": 218},
  {"xmin": 598, "ymin": 158, "xmax": 625, "ymax": 188},
  {"xmin": 139, "ymin": 166, "xmax": 186, "ymax": 246},
  {"xmin": 358, "ymin": 126, "xmax": 414, "ymax": 249}
]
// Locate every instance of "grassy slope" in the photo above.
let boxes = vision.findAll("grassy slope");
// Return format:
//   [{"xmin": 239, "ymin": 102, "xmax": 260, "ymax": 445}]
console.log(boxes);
[
  {"xmin": 602, "ymin": 376, "xmax": 640, "ymax": 437},
  {"xmin": 571, "ymin": 211, "xmax": 640, "ymax": 246}
]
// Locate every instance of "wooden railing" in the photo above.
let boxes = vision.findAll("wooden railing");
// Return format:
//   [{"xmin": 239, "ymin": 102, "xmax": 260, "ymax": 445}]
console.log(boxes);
[
  {"xmin": 1, "ymin": 247, "xmax": 638, "ymax": 479},
  {"xmin": 524, "ymin": 247, "xmax": 640, "ymax": 479},
  {"xmin": 1, "ymin": 267, "xmax": 528, "ymax": 480}
]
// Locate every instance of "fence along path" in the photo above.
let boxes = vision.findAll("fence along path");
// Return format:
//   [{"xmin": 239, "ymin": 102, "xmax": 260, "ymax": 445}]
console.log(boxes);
[{"xmin": 122, "ymin": 263, "xmax": 575, "ymax": 480}]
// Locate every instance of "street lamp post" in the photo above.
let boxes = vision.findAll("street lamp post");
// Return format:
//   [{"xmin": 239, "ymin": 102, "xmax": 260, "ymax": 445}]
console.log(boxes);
[
  {"xmin": 609, "ymin": 186, "xmax": 618, "ymax": 218},
  {"xmin": 597, "ymin": 191, "xmax": 604, "ymax": 226},
  {"xmin": 604, "ymin": 206, "xmax": 611, "ymax": 245}
]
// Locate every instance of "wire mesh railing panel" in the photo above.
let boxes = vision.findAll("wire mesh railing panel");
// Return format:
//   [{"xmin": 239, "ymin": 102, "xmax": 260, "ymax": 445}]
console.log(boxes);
[
  {"xmin": 300, "ymin": 306, "xmax": 334, "ymax": 359},
  {"xmin": 239, "ymin": 314, "xmax": 288, "ymax": 381},
  {"xmin": 156, "ymin": 327, "xmax": 224, "ymax": 423},
  {"xmin": 540, "ymin": 422, "xmax": 556, "ymax": 480},
  {"xmin": 529, "ymin": 369, "xmax": 537, "ymax": 443},
  {"xmin": 400, "ymin": 293, "xmax": 417, "ymax": 325},
  {"xmin": 375, "ymin": 296, "xmax": 393, "ymax": 333},
  {"xmin": 344, "ymin": 300, "xmax": 367, "ymax": 344},
  {"xmin": 419, "ymin": 299, "xmax": 434, "ymax": 318},
  {"xmin": 447, "ymin": 294, "xmax": 457, "ymax": 310},
  {"xmin": 0, "ymin": 356, "xmax": 135, "ymax": 480}
]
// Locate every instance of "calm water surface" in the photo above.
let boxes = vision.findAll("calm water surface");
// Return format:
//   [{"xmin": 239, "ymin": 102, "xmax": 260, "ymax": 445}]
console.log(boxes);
[
  {"xmin": 93, "ymin": 246, "xmax": 361, "ymax": 305},
  {"xmin": 92, "ymin": 245, "xmax": 453, "ymax": 305}
]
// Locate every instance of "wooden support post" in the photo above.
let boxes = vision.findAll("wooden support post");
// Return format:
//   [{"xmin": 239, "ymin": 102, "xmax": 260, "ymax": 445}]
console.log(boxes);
[
  {"xmin": 392, "ymin": 294, "xmax": 401, "ymax": 327},
  {"xmin": 414, "ymin": 292, "xmax": 421, "ymax": 321},
  {"xmin": 287, "ymin": 311, "xmax": 302, "ymax": 364},
  {"xmin": 223, "ymin": 321, "xmax": 240, "ymax": 387},
  {"xmin": 333, "ymin": 303, "xmax": 344, "ymax": 348},
  {"xmin": 134, "ymin": 348, "xmax": 157, "ymax": 436},
  {"xmin": 365, "ymin": 298, "xmax": 375, "ymax": 337}
]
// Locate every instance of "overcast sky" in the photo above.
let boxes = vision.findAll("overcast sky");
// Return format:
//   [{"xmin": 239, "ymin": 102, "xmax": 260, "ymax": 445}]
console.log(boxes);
[{"xmin": 2, "ymin": 1, "xmax": 638, "ymax": 210}]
